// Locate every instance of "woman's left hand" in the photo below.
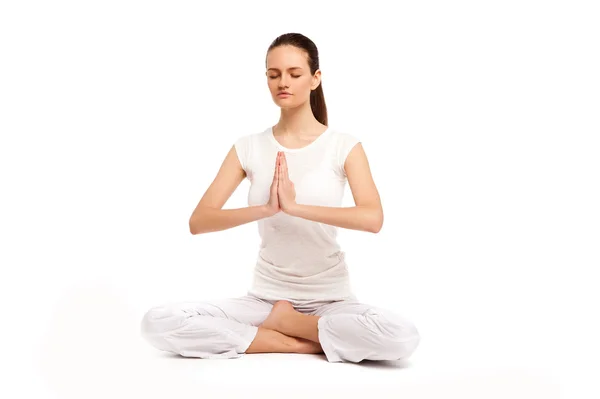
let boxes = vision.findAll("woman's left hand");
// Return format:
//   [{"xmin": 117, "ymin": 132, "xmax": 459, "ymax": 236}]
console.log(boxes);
[{"xmin": 277, "ymin": 151, "xmax": 297, "ymax": 213}]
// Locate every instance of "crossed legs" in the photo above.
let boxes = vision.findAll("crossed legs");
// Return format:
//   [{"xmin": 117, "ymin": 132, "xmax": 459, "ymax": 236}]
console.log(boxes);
[
  {"xmin": 141, "ymin": 296, "xmax": 420, "ymax": 362},
  {"xmin": 246, "ymin": 300, "xmax": 323, "ymax": 354}
]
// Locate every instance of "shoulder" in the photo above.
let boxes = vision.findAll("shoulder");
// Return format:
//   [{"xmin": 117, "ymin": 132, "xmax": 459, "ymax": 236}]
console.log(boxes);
[
  {"xmin": 326, "ymin": 129, "xmax": 362, "ymax": 177},
  {"xmin": 233, "ymin": 128, "xmax": 270, "ymax": 171},
  {"xmin": 234, "ymin": 129, "xmax": 271, "ymax": 153},
  {"xmin": 329, "ymin": 129, "xmax": 361, "ymax": 156}
]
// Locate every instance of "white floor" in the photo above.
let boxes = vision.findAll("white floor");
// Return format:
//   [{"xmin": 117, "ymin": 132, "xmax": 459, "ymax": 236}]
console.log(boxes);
[
  {"xmin": 36, "ymin": 343, "xmax": 561, "ymax": 399},
  {"xmin": 133, "ymin": 352, "xmax": 561, "ymax": 399}
]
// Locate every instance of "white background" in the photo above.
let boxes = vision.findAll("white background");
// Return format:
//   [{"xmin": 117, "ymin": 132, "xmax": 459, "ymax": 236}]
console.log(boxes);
[{"xmin": 1, "ymin": 1, "xmax": 598, "ymax": 398}]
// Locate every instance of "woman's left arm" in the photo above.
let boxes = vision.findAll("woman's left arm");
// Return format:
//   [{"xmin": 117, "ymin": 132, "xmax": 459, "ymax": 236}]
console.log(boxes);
[{"xmin": 287, "ymin": 143, "xmax": 384, "ymax": 233}]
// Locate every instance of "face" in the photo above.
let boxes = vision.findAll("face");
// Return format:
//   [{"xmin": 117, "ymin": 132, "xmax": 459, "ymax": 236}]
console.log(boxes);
[{"xmin": 266, "ymin": 45, "xmax": 321, "ymax": 108}]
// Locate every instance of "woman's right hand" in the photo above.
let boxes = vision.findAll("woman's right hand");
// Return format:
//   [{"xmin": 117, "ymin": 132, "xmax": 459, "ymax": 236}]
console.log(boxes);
[{"xmin": 265, "ymin": 151, "xmax": 281, "ymax": 216}]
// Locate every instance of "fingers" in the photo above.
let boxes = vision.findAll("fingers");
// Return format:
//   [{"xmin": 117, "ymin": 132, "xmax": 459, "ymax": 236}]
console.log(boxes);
[
  {"xmin": 278, "ymin": 152, "xmax": 283, "ymax": 184},
  {"xmin": 273, "ymin": 153, "xmax": 278, "ymax": 180},
  {"xmin": 280, "ymin": 151, "xmax": 288, "ymax": 180},
  {"xmin": 274, "ymin": 152, "xmax": 281, "ymax": 184}
]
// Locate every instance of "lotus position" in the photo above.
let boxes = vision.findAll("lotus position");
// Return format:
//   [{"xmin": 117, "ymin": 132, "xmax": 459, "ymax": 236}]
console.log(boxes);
[{"xmin": 140, "ymin": 32, "xmax": 421, "ymax": 363}]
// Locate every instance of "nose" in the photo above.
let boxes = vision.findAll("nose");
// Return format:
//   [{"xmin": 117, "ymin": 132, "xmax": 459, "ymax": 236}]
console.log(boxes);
[{"xmin": 279, "ymin": 78, "xmax": 289, "ymax": 90}]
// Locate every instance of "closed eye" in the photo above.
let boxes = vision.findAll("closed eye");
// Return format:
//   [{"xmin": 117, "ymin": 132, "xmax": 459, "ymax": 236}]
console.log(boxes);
[{"xmin": 269, "ymin": 75, "xmax": 301, "ymax": 79}]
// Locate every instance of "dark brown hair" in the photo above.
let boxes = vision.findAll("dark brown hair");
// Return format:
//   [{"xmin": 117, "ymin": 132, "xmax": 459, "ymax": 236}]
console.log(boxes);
[{"xmin": 266, "ymin": 33, "xmax": 328, "ymax": 126}]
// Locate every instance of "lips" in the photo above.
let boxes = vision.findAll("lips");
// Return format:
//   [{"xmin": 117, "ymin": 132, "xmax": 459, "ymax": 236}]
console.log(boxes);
[{"xmin": 278, "ymin": 92, "xmax": 291, "ymax": 95}]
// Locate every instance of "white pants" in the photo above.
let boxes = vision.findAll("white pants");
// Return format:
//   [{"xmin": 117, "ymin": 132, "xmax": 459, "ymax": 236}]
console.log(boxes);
[{"xmin": 140, "ymin": 293, "xmax": 421, "ymax": 363}]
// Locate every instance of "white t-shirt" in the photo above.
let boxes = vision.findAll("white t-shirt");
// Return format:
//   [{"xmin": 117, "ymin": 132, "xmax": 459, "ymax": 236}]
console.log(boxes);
[{"xmin": 234, "ymin": 125, "xmax": 361, "ymax": 301}]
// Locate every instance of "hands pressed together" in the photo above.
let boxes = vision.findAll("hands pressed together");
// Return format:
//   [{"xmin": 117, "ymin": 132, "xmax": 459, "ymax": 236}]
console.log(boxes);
[{"xmin": 266, "ymin": 151, "xmax": 297, "ymax": 216}]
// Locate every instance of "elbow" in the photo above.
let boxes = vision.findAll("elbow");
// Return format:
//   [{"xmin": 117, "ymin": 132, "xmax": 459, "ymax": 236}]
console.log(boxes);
[
  {"xmin": 189, "ymin": 206, "xmax": 218, "ymax": 235},
  {"xmin": 189, "ymin": 215, "xmax": 203, "ymax": 235},
  {"xmin": 369, "ymin": 213, "xmax": 384, "ymax": 234},
  {"xmin": 370, "ymin": 222, "xmax": 382, "ymax": 234}
]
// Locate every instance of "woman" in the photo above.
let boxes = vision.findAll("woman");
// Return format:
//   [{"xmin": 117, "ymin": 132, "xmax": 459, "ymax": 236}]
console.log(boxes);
[{"xmin": 140, "ymin": 33, "xmax": 421, "ymax": 363}]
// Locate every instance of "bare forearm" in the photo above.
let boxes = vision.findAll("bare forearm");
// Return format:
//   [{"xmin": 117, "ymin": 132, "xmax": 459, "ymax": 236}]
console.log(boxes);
[
  {"xmin": 288, "ymin": 204, "xmax": 383, "ymax": 233},
  {"xmin": 190, "ymin": 205, "xmax": 272, "ymax": 234}
]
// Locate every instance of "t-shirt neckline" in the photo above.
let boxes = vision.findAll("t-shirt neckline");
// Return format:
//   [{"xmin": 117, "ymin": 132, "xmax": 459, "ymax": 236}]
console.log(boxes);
[{"xmin": 268, "ymin": 125, "xmax": 331, "ymax": 153}]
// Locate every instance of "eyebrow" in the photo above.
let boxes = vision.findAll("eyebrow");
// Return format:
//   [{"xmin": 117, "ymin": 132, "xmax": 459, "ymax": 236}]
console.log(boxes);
[{"xmin": 267, "ymin": 67, "xmax": 303, "ymax": 72}]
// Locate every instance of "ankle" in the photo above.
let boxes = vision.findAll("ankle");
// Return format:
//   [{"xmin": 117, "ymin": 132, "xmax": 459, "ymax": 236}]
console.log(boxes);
[{"xmin": 279, "ymin": 332, "xmax": 300, "ymax": 348}]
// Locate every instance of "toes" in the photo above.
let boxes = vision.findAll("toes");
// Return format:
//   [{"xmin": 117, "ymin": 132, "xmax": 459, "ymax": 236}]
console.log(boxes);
[{"xmin": 274, "ymin": 300, "xmax": 294, "ymax": 310}]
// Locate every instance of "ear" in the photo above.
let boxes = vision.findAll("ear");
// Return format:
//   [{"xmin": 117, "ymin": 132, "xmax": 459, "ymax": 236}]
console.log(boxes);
[{"xmin": 312, "ymin": 70, "xmax": 321, "ymax": 90}]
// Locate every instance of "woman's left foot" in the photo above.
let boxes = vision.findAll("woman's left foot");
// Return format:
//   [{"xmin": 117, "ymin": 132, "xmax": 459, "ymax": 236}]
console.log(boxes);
[{"xmin": 261, "ymin": 300, "xmax": 296, "ymax": 332}]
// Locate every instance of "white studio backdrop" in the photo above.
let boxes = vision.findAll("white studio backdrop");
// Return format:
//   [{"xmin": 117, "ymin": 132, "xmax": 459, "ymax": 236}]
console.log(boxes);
[{"xmin": 1, "ymin": 1, "xmax": 598, "ymax": 398}]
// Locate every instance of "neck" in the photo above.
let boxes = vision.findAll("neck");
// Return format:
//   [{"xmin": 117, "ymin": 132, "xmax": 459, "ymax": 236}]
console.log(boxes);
[{"xmin": 276, "ymin": 101, "xmax": 323, "ymax": 137}]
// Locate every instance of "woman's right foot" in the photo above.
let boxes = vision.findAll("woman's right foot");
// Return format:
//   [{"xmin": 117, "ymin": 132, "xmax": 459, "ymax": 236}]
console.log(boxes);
[{"xmin": 295, "ymin": 337, "xmax": 324, "ymax": 354}]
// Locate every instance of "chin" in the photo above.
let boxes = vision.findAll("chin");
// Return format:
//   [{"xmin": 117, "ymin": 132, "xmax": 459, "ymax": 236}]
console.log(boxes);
[
  {"xmin": 274, "ymin": 101, "xmax": 293, "ymax": 108},
  {"xmin": 274, "ymin": 98, "xmax": 302, "ymax": 108}
]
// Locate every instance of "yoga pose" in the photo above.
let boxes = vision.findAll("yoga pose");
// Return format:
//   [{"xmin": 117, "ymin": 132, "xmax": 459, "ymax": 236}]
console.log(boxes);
[{"xmin": 140, "ymin": 33, "xmax": 421, "ymax": 363}]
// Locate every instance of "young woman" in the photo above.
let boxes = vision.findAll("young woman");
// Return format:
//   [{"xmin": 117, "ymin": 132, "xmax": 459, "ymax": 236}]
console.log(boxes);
[{"xmin": 141, "ymin": 33, "xmax": 421, "ymax": 363}]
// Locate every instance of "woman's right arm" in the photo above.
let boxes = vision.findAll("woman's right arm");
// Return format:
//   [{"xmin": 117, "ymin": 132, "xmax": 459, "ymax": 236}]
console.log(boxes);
[{"xmin": 189, "ymin": 144, "xmax": 272, "ymax": 235}]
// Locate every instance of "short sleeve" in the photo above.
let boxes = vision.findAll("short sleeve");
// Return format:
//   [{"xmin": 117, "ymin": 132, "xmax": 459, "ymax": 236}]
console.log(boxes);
[
  {"xmin": 234, "ymin": 134, "xmax": 250, "ymax": 173},
  {"xmin": 336, "ymin": 132, "xmax": 361, "ymax": 178}
]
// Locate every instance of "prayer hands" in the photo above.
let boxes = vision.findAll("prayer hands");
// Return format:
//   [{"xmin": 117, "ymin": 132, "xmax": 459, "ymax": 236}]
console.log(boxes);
[
  {"xmin": 266, "ymin": 153, "xmax": 281, "ymax": 216},
  {"xmin": 276, "ymin": 151, "xmax": 296, "ymax": 213}
]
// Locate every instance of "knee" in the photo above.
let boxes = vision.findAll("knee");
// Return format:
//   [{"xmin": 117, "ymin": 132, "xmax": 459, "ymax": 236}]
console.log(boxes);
[
  {"xmin": 140, "ymin": 305, "xmax": 187, "ymax": 340},
  {"xmin": 371, "ymin": 311, "xmax": 421, "ymax": 360}
]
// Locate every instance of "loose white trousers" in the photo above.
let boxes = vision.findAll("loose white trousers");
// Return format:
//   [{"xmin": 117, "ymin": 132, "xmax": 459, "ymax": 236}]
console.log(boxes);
[{"xmin": 140, "ymin": 293, "xmax": 420, "ymax": 363}]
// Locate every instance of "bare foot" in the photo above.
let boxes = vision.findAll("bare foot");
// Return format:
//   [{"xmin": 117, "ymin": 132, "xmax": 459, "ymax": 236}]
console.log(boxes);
[
  {"xmin": 260, "ymin": 300, "xmax": 296, "ymax": 332},
  {"xmin": 296, "ymin": 338, "xmax": 324, "ymax": 354}
]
